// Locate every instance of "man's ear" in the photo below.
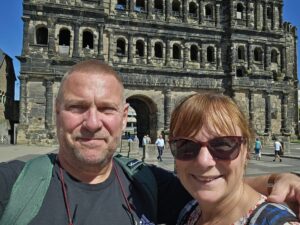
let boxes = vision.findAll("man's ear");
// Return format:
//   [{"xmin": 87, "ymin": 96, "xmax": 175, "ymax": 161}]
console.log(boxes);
[
  {"xmin": 122, "ymin": 103, "xmax": 129, "ymax": 131},
  {"xmin": 55, "ymin": 100, "xmax": 60, "ymax": 115}
]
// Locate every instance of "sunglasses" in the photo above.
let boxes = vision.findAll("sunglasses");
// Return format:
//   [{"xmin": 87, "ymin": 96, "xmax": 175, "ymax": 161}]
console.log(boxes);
[{"xmin": 169, "ymin": 136, "xmax": 245, "ymax": 161}]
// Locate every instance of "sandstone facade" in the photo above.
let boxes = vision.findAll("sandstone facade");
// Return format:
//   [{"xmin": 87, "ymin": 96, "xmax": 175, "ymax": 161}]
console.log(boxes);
[{"xmin": 17, "ymin": 0, "xmax": 298, "ymax": 145}]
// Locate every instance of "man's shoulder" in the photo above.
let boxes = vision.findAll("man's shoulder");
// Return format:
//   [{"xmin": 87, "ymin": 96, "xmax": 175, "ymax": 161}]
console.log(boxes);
[{"xmin": 0, "ymin": 160, "xmax": 25, "ymax": 177}]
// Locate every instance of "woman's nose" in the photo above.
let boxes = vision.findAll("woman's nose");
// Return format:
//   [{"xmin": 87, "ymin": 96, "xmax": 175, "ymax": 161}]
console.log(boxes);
[{"xmin": 194, "ymin": 146, "xmax": 216, "ymax": 167}]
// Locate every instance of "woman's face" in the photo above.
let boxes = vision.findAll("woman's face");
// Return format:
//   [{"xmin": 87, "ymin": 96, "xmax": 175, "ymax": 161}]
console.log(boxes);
[{"xmin": 175, "ymin": 126, "xmax": 248, "ymax": 205}]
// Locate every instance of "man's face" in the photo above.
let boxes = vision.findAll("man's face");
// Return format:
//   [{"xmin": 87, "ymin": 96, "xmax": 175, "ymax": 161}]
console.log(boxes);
[{"xmin": 56, "ymin": 72, "xmax": 128, "ymax": 166}]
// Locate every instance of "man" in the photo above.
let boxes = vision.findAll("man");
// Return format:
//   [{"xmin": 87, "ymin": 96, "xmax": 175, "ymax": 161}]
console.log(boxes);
[
  {"xmin": 0, "ymin": 60, "xmax": 300, "ymax": 225},
  {"xmin": 155, "ymin": 135, "xmax": 165, "ymax": 161},
  {"xmin": 273, "ymin": 138, "xmax": 283, "ymax": 162}
]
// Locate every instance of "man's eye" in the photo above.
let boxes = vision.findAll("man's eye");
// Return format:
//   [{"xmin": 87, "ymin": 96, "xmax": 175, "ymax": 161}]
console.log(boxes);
[
  {"xmin": 67, "ymin": 105, "xmax": 86, "ymax": 113},
  {"xmin": 101, "ymin": 107, "xmax": 118, "ymax": 114}
]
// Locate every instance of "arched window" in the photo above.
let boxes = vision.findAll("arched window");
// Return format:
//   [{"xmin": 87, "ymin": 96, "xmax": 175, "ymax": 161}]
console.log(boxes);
[
  {"xmin": 254, "ymin": 47, "xmax": 263, "ymax": 62},
  {"xmin": 59, "ymin": 29, "xmax": 71, "ymax": 46},
  {"xmin": 172, "ymin": 0, "xmax": 180, "ymax": 16},
  {"xmin": 271, "ymin": 50, "xmax": 278, "ymax": 63},
  {"xmin": 190, "ymin": 45, "xmax": 198, "ymax": 61},
  {"xmin": 136, "ymin": 40, "xmax": 144, "ymax": 57},
  {"xmin": 173, "ymin": 44, "xmax": 181, "ymax": 59},
  {"xmin": 236, "ymin": 68, "xmax": 244, "ymax": 77},
  {"xmin": 207, "ymin": 46, "xmax": 215, "ymax": 62},
  {"xmin": 205, "ymin": 4, "xmax": 213, "ymax": 19},
  {"xmin": 154, "ymin": 42, "xmax": 163, "ymax": 58},
  {"xmin": 82, "ymin": 30, "xmax": 94, "ymax": 49},
  {"xmin": 154, "ymin": 0, "xmax": 163, "ymax": 13},
  {"xmin": 117, "ymin": 38, "xmax": 126, "ymax": 56},
  {"xmin": 237, "ymin": 46, "xmax": 245, "ymax": 60},
  {"xmin": 36, "ymin": 26, "xmax": 48, "ymax": 45},
  {"xmin": 236, "ymin": 3, "xmax": 244, "ymax": 19},
  {"xmin": 189, "ymin": 2, "xmax": 197, "ymax": 17},
  {"xmin": 116, "ymin": 0, "xmax": 126, "ymax": 10},
  {"xmin": 135, "ymin": 0, "xmax": 145, "ymax": 12}
]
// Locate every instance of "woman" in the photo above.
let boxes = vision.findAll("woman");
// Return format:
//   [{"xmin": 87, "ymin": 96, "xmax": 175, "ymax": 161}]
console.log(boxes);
[
  {"xmin": 169, "ymin": 92, "xmax": 299, "ymax": 225},
  {"xmin": 254, "ymin": 137, "xmax": 262, "ymax": 160}
]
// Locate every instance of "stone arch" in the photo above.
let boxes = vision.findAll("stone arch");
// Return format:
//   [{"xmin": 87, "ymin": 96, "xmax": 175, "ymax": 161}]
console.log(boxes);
[
  {"xmin": 205, "ymin": 4, "xmax": 213, "ymax": 19},
  {"xmin": 237, "ymin": 45, "xmax": 245, "ymax": 60},
  {"xmin": 172, "ymin": 43, "xmax": 181, "ymax": 59},
  {"xmin": 254, "ymin": 47, "xmax": 263, "ymax": 62},
  {"xmin": 126, "ymin": 95, "xmax": 158, "ymax": 146},
  {"xmin": 271, "ymin": 49, "xmax": 279, "ymax": 63},
  {"xmin": 35, "ymin": 25, "xmax": 48, "ymax": 45},
  {"xmin": 236, "ymin": 3, "xmax": 244, "ymax": 19},
  {"xmin": 154, "ymin": 41, "xmax": 163, "ymax": 58},
  {"xmin": 116, "ymin": 37, "xmax": 126, "ymax": 56},
  {"xmin": 59, "ymin": 28, "xmax": 71, "ymax": 46},
  {"xmin": 207, "ymin": 46, "xmax": 215, "ymax": 62},
  {"xmin": 190, "ymin": 44, "xmax": 198, "ymax": 61},
  {"xmin": 189, "ymin": 1, "xmax": 197, "ymax": 17},
  {"xmin": 136, "ymin": 39, "xmax": 145, "ymax": 57},
  {"xmin": 82, "ymin": 29, "xmax": 94, "ymax": 49}
]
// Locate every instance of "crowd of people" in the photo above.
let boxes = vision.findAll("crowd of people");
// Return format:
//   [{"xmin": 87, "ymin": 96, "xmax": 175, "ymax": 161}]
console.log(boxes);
[{"xmin": 0, "ymin": 60, "xmax": 300, "ymax": 225}]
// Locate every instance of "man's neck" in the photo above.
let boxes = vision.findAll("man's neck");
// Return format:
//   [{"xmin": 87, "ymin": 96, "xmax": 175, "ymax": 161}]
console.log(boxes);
[{"xmin": 57, "ymin": 154, "xmax": 113, "ymax": 184}]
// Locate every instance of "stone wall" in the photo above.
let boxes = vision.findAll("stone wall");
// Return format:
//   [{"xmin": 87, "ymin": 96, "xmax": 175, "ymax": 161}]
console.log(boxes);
[{"xmin": 17, "ymin": 0, "xmax": 298, "ymax": 145}]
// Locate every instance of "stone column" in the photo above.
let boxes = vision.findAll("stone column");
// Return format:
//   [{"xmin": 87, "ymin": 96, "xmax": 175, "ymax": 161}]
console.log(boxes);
[
  {"xmin": 166, "ymin": 0, "xmax": 170, "ymax": 21},
  {"xmin": 281, "ymin": 93, "xmax": 289, "ymax": 133},
  {"xmin": 271, "ymin": 3, "xmax": 275, "ymax": 30},
  {"xmin": 183, "ymin": 45, "xmax": 188, "ymax": 68},
  {"xmin": 164, "ymin": 88, "xmax": 172, "ymax": 130},
  {"xmin": 249, "ymin": 91, "xmax": 255, "ymax": 129},
  {"xmin": 166, "ymin": 40, "xmax": 171, "ymax": 66},
  {"xmin": 265, "ymin": 45, "xmax": 270, "ymax": 71},
  {"xmin": 183, "ymin": 0, "xmax": 188, "ymax": 23},
  {"xmin": 217, "ymin": 45, "xmax": 222, "ymax": 69},
  {"xmin": 215, "ymin": 3, "xmax": 220, "ymax": 27},
  {"xmin": 200, "ymin": 44, "xmax": 205, "ymax": 68},
  {"xmin": 247, "ymin": 42, "xmax": 252, "ymax": 70},
  {"xmin": 97, "ymin": 24, "xmax": 104, "ymax": 60},
  {"xmin": 147, "ymin": 0, "xmax": 153, "ymax": 19},
  {"xmin": 255, "ymin": 1, "xmax": 261, "ymax": 30},
  {"xmin": 19, "ymin": 75, "xmax": 28, "ymax": 125},
  {"xmin": 44, "ymin": 78, "xmax": 54, "ymax": 129},
  {"xmin": 198, "ymin": 0, "xmax": 203, "ymax": 24},
  {"xmin": 21, "ymin": 16, "xmax": 30, "ymax": 56},
  {"xmin": 47, "ymin": 18, "xmax": 56, "ymax": 57},
  {"xmin": 263, "ymin": 2, "xmax": 267, "ymax": 31},
  {"xmin": 265, "ymin": 92, "xmax": 271, "ymax": 134},
  {"xmin": 281, "ymin": 47, "xmax": 286, "ymax": 73},
  {"xmin": 108, "ymin": 31, "xmax": 113, "ymax": 63},
  {"xmin": 128, "ymin": 34, "xmax": 133, "ymax": 63},
  {"xmin": 278, "ymin": 3, "xmax": 283, "ymax": 29},
  {"xmin": 147, "ymin": 36, "xmax": 152, "ymax": 64},
  {"xmin": 129, "ymin": 0, "xmax": 134, "ymax": 16},
  {"xmin": 72, "ymin": 22, "xmax": 80, "ymax": 57}
]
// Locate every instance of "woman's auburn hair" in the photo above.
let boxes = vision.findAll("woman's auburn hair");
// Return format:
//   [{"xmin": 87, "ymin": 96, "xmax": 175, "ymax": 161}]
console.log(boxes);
[{"xmin": 169, "ymin": 92, "xmax": 254, "ymax": 149}]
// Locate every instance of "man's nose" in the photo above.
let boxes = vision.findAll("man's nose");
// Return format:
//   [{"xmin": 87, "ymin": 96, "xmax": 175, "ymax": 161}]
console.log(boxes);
[{"xmin": 83, "ymin": 108, "xmax": 102, "ymax": 131}]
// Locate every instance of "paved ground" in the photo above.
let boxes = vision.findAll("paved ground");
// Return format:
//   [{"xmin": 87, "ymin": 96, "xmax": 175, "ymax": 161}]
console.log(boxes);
[{"xmin": 0, "ymin": 142, "xmax": 299, "ymax": 177}]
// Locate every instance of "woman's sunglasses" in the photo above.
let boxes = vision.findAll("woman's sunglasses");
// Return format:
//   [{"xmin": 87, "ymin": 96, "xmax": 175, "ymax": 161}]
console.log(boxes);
[{"xmin": 169, "ymin": 136, "xmax": 245, "ymax": 161}]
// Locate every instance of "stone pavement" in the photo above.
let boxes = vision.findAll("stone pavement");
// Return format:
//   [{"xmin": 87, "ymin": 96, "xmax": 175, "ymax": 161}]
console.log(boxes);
[{"xmin": 0, "ymin": 142, "xmax": 299, "ymax": 176}]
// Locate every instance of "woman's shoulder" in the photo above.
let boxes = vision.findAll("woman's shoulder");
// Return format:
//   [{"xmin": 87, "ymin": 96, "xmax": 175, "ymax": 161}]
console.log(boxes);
[{"xmin": 247, "ymin": 196, "xmax": 299, "ymax": 225}]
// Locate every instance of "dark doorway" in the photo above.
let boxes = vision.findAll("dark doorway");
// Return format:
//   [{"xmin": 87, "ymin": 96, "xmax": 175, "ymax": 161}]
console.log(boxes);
[{"xmin": 127, "ymin": 96, "xmax": 157, "ymax": 146}]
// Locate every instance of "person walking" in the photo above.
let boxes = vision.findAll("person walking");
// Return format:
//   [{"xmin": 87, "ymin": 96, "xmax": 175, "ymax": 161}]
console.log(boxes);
[
  {"xmin": 254, "ymin": 137, "xmax": 262, "ymax": 160},
  {"xmin": 155, "ymin": 135, "xmax": 165, "ymax": 161},
  {"xmin": 273, "ymin": 138, "xmax": 283, "ymax": 162}
]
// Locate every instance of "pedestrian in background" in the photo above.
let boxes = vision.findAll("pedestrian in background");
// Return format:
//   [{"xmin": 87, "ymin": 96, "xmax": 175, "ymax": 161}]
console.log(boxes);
[
  {"xmin": 155, "ymin": 135, "xmax": 165, "ymax": 161},
  {"xmin": 254, "ymin": 137, "xmax": 262, "ymax": 160},
  {"xmin": 273, "ymin": 138, "xmax": 283, "ymax": 162}
]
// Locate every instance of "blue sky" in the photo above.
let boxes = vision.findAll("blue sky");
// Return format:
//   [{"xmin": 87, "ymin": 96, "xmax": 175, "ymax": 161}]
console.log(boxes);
[{"xmin": 0, "ymin": 0, "xmax": 299, "ymax": 100}]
